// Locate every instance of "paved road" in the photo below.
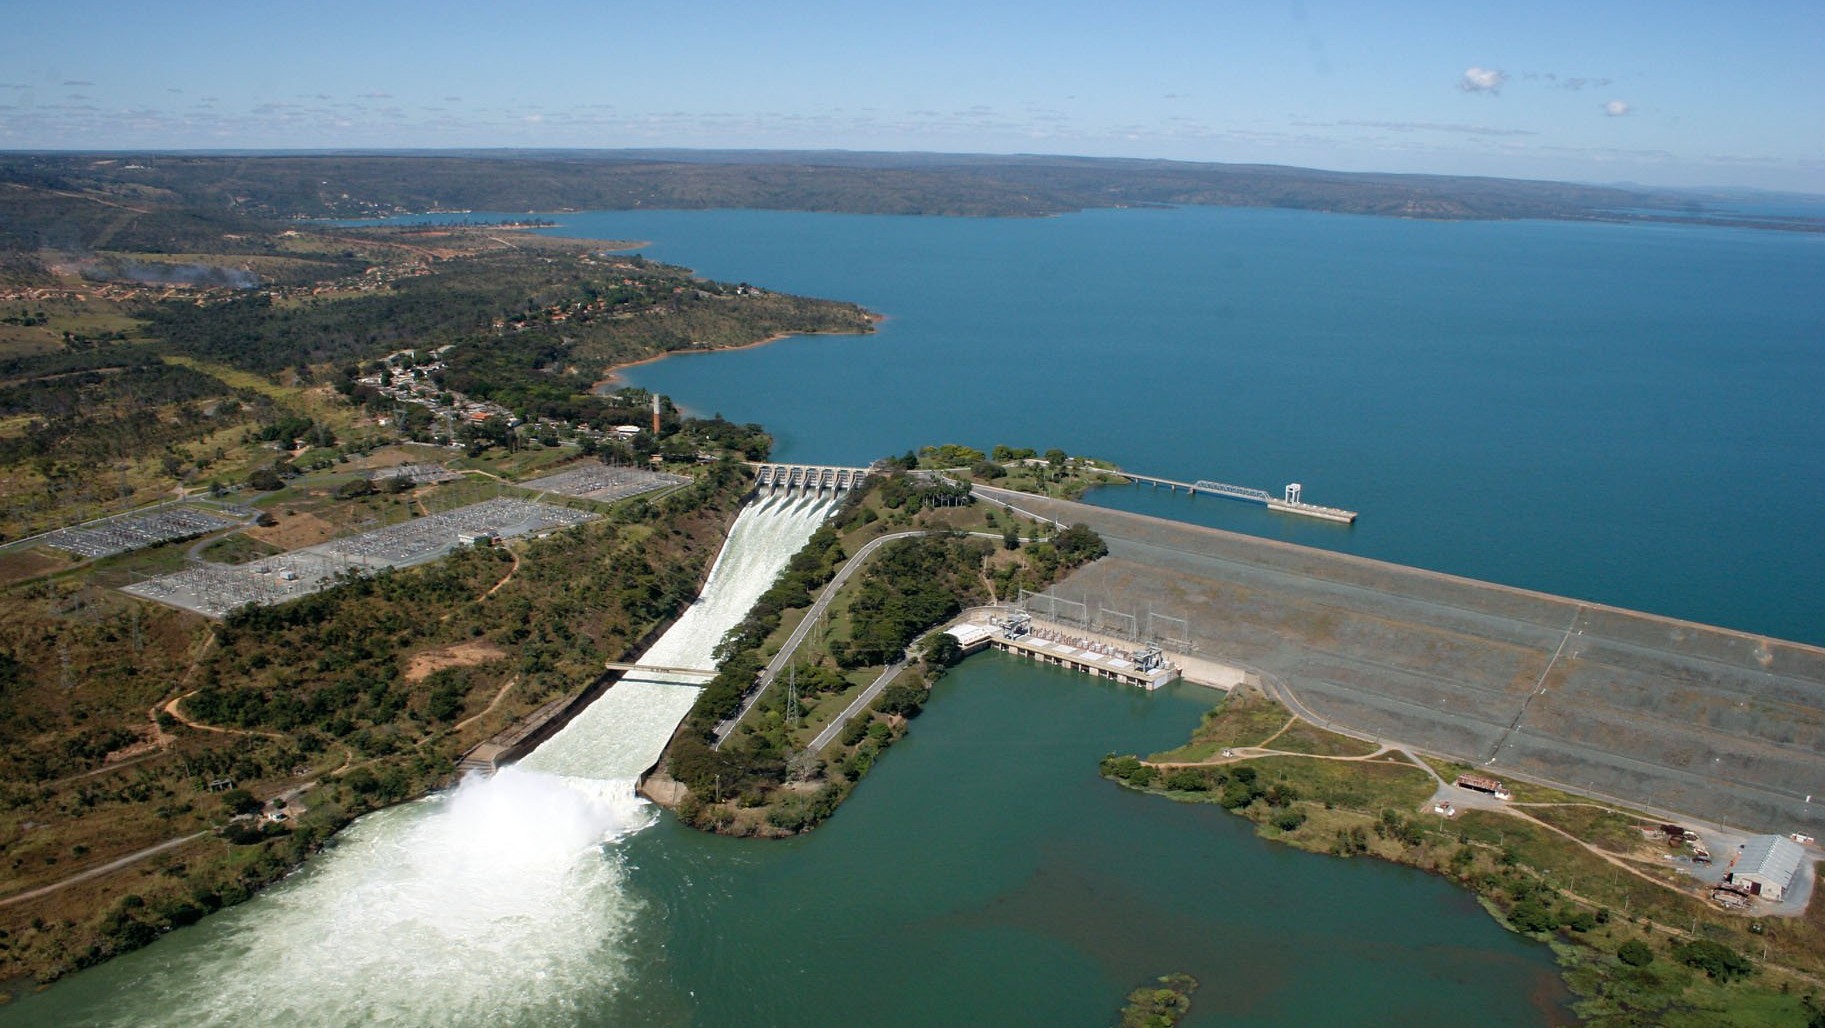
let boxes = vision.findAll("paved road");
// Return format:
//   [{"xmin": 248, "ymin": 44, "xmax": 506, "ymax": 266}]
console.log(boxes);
[
  {"xmin": 806, "ymin": 660, "xmax": 908, "ymax": 754},
  {"xmin": 713, "ymin": 530, "xmax": 930, "ymax": 748}
]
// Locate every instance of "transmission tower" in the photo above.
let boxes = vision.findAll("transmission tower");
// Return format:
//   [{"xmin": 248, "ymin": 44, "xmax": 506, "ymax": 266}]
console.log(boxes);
[{"xmin": 785, "ymin": 664, "xmax": 801, "ymax": 732}]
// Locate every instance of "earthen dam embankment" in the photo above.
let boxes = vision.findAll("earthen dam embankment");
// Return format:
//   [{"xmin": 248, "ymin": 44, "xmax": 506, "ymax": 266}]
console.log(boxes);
[{"xmin": 974, "ymin": 485, "xmax": 1825, "ymax": 837}]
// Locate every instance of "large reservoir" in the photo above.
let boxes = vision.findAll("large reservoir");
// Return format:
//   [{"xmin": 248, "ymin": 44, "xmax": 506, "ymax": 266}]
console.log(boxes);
[{"xmin": 597, "ymin": 205, "xmax": 1824, "ymax": 646}]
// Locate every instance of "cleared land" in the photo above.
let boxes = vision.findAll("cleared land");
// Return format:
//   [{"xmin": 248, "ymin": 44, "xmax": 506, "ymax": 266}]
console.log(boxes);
[{"xmin": 975, "ymin": 486, "xmax": 1825, "ymax": 838}]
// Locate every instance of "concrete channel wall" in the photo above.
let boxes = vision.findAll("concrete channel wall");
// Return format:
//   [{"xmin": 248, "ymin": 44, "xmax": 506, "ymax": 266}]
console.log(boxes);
[{"xmin": 974, "ymin": 486, "xmax": 1825, "ymax": 838}]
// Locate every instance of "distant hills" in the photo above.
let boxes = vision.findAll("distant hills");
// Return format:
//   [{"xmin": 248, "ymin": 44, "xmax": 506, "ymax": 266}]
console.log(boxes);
[{"xmin": 2, "ymin": 150, "xmax": 1819, "ymax": 248}]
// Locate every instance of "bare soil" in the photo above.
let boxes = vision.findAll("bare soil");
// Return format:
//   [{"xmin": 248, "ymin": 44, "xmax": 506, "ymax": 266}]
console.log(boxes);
[{"xmin": 405, "ymin": 640, "xmax": 507, "ymax": 683}]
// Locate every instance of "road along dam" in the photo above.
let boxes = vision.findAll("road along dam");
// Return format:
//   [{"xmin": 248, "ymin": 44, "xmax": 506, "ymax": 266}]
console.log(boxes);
[{"xmin": 973, "ymin": 485, "xmax": 1825, "ymax": 839}]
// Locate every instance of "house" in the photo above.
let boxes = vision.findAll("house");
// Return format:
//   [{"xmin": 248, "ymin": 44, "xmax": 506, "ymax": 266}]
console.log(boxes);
[{"xmin": 1729, "ymin": 834, "xmax": 1806, "ymax": 901}]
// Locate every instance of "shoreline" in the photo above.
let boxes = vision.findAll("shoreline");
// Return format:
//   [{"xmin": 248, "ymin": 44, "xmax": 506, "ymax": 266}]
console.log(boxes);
[
  {"xmin": 592, "ymin": 313, "xmax": 886, "ymax": 392},
  {"xmin": 1104, "ymin": 697, "xmax": 1824, "ymax": 1022}
]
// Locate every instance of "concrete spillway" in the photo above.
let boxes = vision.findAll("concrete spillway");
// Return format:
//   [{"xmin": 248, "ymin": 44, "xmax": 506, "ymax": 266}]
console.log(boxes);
[
  {"xmin": 523, "ymin": 491, "xmax": 831, "ymax": 780},
  {"xmin": 17, "ymin": 494, "xmax": 831, "ymax": 1028}
]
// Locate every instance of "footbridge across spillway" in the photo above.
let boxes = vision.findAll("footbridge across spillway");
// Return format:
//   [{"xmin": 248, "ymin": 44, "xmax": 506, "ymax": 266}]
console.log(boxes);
[
  {"xmin": 747, "ymin": 462, "xmax": 873, "ymax": 493},
  {"xmin": 602, "ymin": 661, "xmax": 719, "ymax": 678}
]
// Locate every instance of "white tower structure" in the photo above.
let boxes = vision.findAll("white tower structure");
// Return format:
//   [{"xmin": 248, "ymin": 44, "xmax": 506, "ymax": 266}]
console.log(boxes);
[{"xmin": 1284, "ymin": 483, "xmax": 1303, "ymax": 504}]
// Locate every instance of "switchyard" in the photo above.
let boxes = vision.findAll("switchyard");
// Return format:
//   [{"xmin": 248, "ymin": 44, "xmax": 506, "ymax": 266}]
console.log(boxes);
[{"xmin": 123, "ymin": 499, "xmax": 597, "ymax": 618}]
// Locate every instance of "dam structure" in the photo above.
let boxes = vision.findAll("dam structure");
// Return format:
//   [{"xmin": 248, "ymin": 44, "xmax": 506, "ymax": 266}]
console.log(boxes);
[
  {"xmin": 747, "ymin": 461, "xmax": 872, "ymax": 494},
  {"xmin": 29, "ymin": 492, "xmax": 832, "ymax": 1028},
  {"xmin": 975, "ymin": 484, "xmax": 1825, "ymax": 839}
]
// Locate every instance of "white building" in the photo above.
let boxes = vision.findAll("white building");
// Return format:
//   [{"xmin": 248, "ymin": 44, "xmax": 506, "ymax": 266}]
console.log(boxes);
[
  {"xmin": 1730, "ymin": 834, "xmax": 1806, "ymax": 901},
  {"xmin": 944, "ymin": 623, "xmax": 995, "ymax": 655}
]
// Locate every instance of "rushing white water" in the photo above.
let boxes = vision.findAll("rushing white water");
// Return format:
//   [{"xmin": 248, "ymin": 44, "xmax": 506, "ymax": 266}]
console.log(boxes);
[
  {"xmin": 73, "ymin": 494, "xmax": 830, "ymax": 1028},
  {"xmin": 524, "ymin": 491, "xmax": 832, "ymax": 778}
]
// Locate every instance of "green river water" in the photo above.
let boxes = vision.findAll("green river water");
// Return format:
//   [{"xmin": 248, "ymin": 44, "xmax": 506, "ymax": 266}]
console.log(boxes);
[
  {"xmin": 5, "ymin": 653, "xmax": 1569, "ymax": 1026},
  {"xmin": 588, "ymin": 654, "xmax": 1568, "ymax": 1026}
]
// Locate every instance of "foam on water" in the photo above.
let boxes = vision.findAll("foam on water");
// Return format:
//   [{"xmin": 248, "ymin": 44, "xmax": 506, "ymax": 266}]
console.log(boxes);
[{"xmin": 51, "ymin": 496, "xmax": 831, "ymax": 1028}]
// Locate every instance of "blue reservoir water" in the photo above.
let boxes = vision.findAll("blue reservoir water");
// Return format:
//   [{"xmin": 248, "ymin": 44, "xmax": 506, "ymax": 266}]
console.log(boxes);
[{"xmin": 541, "ymin": 206, "xmax": 1823, "ymax": 646}]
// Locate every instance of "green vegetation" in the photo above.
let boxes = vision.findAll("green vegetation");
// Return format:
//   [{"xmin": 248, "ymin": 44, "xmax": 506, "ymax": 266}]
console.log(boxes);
[
  {"xmin": 0, "ymin": 152, "xmax": 1726, "ymax": 227},
  {"xmin": 1147, "ymin": 690, "xmax": 1291, "ymax": 763},
  {"xmin": 660, "ymin": 470, "xmax": 1107, "ymax": 837},
  {"xmin": 0, "ymin": 463, "xmax": 752, "ymax": 985},
  {"xmin": 1118, "ymin": 973, "xmax": 1198, "ymax": 1028},
  {"xmin": 0, "ymin": 178, "xmax": 872, "ymax": 547},
  {"xmin": 1105, "ymin": 691, "xmax": 1825, "ymax": 1026},
  {"xmin": 0, "ymin": 173, "xmax": 879, "ymax": 986},
  {"xmin": 196, "ymin": 533, "xmax": 283, "ymax": 565}
]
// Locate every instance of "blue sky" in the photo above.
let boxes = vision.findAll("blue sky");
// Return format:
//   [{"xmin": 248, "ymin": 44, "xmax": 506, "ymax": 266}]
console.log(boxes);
[{"xmin": 2, "ymin": 0, "xmax": 1820, "ymax": 192}]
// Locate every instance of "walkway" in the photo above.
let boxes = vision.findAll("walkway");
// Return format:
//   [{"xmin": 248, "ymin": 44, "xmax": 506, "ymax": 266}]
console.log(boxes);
[{"xmin": 806, "ymin": 660, "xmax": 908, "ymax": 754}]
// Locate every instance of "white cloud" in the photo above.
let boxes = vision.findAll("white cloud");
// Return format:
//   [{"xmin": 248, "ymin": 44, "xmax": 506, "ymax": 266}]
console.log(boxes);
[
  {"xmin": 1603, "ymin": 99, "xmax": 1631, "ymax": 117},
  {"xmin": 1459, "ymin": 67, "xmax": 1508, "ymax": 94}
]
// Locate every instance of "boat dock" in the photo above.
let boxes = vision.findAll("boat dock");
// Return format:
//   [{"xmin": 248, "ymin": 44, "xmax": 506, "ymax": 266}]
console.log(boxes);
[{"xmin": 1119, "ymin": 470, "xmax": 1357, "ymax": 524}]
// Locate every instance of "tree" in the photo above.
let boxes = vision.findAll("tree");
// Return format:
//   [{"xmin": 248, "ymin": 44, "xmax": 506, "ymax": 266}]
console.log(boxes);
[
  {"xmin": 218, "ymin": 788, "xmax": 261, "ymax": 817},
  {"xmin": 1507, "ymin": 899, "xmax": 1558, "ymax": 934},
  {"xmin": 1165, "ymin": 768, "xmax": 1209, "ymax": 792},
  {"xmin": 1617, "ymin": 939, "xmax": 1654, "ymax": 967},
  {"xmin": 875, "ymin": 680, "xmax": 926, "ymax": 717},
  {"xmin": 921, "ymin": 631, "xmax": 962, "ymax": 669},
  {"xmin": 1675, "ymin": 939, "xmax": 1753, "ymax": 981},
  {"xmin": 1044, "ymin": 448, "xmax": 1068, "ymax": 468}
]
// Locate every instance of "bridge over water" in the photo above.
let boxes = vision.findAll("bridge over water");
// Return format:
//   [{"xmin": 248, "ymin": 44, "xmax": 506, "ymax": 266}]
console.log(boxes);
[
  {"xmin": 747, "ymin": 462, "xmax": 872, "ymax": 493},
  {"xmin": 1120, "ymin": 470, "xmax": 1357, "ymax": 524},
  {"xmin": 601, "ymin": 661, "xmax": 718, "ymax": 678}
]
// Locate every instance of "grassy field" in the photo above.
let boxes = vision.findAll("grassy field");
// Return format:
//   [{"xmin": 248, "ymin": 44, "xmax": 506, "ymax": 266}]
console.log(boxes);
[
  {"xmin": 1148, "ymin": 690, "xmax": 1293, "ymax": 762},
  {"xmin": 1262, "ymin": 717, "xmax": 1382, "ymax": 757},
  {"xmin": 196, "ymin": 534, "xmax": 284, "ymax": 565}
]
